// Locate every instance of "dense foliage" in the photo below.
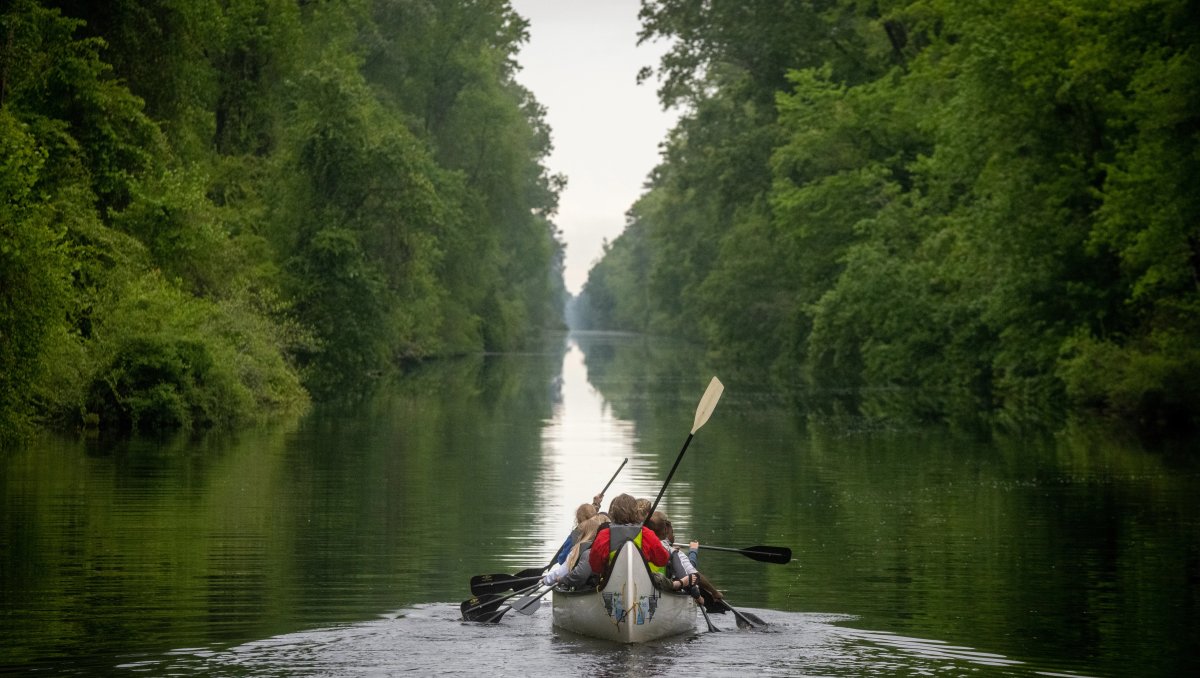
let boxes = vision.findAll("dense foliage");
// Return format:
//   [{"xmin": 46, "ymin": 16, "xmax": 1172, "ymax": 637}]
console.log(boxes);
[
  {"xmin": 0, "ymin": 0, "xmax": 566, "ymax": 441},
  {"xmin": 577, "ymin": 0, "xmax": 1199, "ymax": 429}
]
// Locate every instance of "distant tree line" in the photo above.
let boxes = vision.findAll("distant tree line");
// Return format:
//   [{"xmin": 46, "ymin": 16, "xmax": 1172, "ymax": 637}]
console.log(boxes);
[
  {"xmin": 0, "ymin": 0, "xmax": 566, "ymax": 443},
  {"xmin": 576, "ymin": 0, "xmax": 1199, "ymax": 429}
]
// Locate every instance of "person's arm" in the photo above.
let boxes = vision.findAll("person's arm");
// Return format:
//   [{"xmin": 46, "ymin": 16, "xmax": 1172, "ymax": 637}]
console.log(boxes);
[
  {"xmin": 640, "ymin": 527, "xmax": 670, "ymax": 566},
  {"xmin": 554, "ymin": 533, "xmax": 575, "ymax": 565},
  {"xmin": 674, "ymin": 549, "xmax": 698, "ymax": 576},
  {"xmin": 688, "ymin": 540, "xmax": 699, "ymax": 568},
  {"xmin": 543, "ymin": 561, "xmax": 568, "ymax": 585},
  {"xmin": 588, "ymin": 529, "xmax": 611, "ymax": 573},
  {"xmin": 559, "ymin": 548, "xmax": 595, "ymax": 589}
]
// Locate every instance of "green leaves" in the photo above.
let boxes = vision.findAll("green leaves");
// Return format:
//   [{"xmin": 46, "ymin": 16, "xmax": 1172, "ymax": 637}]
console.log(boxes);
[
  {"xmin": 1, "ymin": 0, "xmax": 565, "ymax": 441},
  {"xmin": 0, "ymin": 110, "xmax": 69, "ymax": 441},
  {"xmin": 582, "ymin": 0, "xmax": 1199, "ymax": 429}
]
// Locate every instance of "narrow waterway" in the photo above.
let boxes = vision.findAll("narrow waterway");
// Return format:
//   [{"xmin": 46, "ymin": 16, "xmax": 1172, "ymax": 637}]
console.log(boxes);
[{"xmin": 2, "ymin": 332, "xmax": 1197, "ymax": 676}]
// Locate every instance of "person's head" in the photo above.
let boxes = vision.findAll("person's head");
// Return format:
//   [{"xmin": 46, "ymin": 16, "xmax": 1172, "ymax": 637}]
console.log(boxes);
[
  {"xmin": 566, "ymin": 514, "xmax": 607, "ymax": 570},
  {"xmin": 635, "ymin": 498, "xmax": 652, "ymax": 522},
  {"xmin": 577, "ymin": 514, "xmax": 605, "ymax": 545},
  {"xmin": 575, "ymin": 502, "xmax": 598, "ymax": 525},
  {"xmin": 607, "ymin": 493, "xmax": 639, "ymax": 524},
  {"xmin": 647, "ymin": 511, "xmax": 672, "ymax": 542}
]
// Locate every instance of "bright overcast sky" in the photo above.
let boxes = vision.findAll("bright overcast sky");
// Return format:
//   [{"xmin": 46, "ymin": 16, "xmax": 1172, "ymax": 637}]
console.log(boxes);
[{"xmin": 508, "ymin": 0, "xmax": 678, "ymax": 296}]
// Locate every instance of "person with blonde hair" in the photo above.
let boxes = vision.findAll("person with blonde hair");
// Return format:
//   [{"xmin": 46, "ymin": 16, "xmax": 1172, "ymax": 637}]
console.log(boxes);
[
  {"xmin": 551, "ymin": 493, "xmax": 606, "ymax": 567},
  {"xmin": 542, "ymin": 514, "xmax": 606, "ymax": 590}
]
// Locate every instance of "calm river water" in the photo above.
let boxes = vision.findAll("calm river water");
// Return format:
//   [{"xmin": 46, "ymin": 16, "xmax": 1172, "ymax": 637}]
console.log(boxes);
[{"xmin": 2, "ymin": 332, "xmax": 1197, "ymax": 676}]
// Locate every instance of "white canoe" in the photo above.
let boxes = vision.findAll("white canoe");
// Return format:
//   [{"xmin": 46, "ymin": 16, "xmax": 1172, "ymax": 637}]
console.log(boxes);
[{"xmin": 551, "ymin": 541, "xmax": 697, "ymax": 643}]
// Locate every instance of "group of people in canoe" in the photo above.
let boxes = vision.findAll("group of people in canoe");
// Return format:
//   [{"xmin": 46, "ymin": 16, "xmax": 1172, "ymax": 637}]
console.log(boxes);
[{"xmin": 543, "ymin": 492, "xmax": 723, "ymax": 610}]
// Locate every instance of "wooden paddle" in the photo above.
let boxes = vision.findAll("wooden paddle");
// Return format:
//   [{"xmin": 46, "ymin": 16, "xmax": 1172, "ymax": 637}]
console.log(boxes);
[
  {"xmin": 672, "ymin": 542, "xmax": 792, "ymax": 565},
  {"xmin": 643, "ymin": 377, "xmax": 724, "ymax": 526}
]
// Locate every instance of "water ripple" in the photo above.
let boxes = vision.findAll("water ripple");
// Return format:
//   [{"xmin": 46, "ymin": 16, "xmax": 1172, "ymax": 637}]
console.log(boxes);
[{"xmin": 125, "ymin": 603, "xmax": 1097, "ymax": 677}]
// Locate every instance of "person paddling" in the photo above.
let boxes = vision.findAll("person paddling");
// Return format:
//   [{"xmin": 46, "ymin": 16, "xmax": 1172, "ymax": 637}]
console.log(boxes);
[
  {"xmin": 647, "ymin": 511, "xmax": 704, "ymax": 603},
  {"xmin": 542, "ymin": 514, "xmax": 605, "ymax": 590},
  {"xmin": 551, "ymin": 493, "xmax": 605, "ymax": 567},
  {"xmin": 588, "ymin": 493, "xmax": 669, "ymax": 580},
  {"xmin": 646, "ymin": 511, "xmax": 725, "ymax": 610}
]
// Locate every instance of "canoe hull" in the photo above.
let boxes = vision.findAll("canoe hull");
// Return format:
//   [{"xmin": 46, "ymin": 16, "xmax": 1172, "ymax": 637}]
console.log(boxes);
[{"xmin": 551, "ymin": 541, "xmax": 696, "ymax": 643}]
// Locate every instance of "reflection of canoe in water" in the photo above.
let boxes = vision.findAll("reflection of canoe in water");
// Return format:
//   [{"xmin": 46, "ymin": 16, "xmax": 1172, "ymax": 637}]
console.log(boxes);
[{"xmin": 551, "ymin": 541, "xmax": 696, "ymax": 643}]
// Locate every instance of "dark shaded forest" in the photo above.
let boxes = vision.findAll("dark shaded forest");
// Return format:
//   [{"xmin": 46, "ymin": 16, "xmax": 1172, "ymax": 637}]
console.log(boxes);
[
  {"xmin": 576, "ymin": 0, "xmax": 1199, "ymax": 430},
  {"xmin": 1, "ymin": 0, "xmax": 567, "ymax": 442}
]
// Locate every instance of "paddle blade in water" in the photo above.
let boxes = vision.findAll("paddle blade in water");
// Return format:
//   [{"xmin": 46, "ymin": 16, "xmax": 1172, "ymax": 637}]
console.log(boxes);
[
  {"xmin": 477, "ymin": 607, "xmax": 510, "ymax": 624},
  {"xmin": 741, "ymin": 610, "xmax": 768, "ymax": 627},
  {"xmin": 460, "ymin": 594, "xmax": 502, "ymax": 621}
]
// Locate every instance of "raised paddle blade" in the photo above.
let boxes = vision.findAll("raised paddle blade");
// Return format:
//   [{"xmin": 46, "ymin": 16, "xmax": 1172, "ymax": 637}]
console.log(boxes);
[
  {"xmin": 515, "ymin": 567, "xmax": 547, "ymax": 580},
  {"xmin": 690, "ymin": 377, "xmax": 724, "ymax": 434},
  {"xmin": 644, "ymin": 377, "xmax": 726, "ymax": 525}
]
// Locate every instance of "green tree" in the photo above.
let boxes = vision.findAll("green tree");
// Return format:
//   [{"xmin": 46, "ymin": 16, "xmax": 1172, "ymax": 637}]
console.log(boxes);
[
  {"xmin": 273, "ymin": 59, "xmax": 446, "ymax": 396},
  {"xmin": 579, "ymin": 0, "xmax": 1199, "ymax": 429},
  {"xmin": 1, "ymin": 0, "xmax": 569, "ymax": 442},
  {"xmin": 0, "ymin": 109, "xmax": 69, "ymax": 441},
  {"xmin": 363, "ymin": 0, "xmax": 565, "ymax": 349}
]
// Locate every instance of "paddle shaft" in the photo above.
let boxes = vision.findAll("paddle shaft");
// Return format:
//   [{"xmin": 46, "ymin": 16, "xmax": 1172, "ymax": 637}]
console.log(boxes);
[
  {"xmin": 466, "ymin": 459, "xmax": 632, "ymax": 622},
  {"xmin": 719, "ymin": 599, "xmax": 767, "ymax": 629},
  {"xmin": 643, "ymin": 378, "xmax": 723, "ymax": 527},
  {"xmin": 643, "ymin": 433, "xmax": 694, "ymax": 526},
  {"xmin": 461, "ymin": 581, "xmax": 539, "ymax": 618},
  {"xmin": 600, "ymin": 458, "xmax": 628, "ymax": 497},
  {"xmin": 688, "ymin": 586, "xmax": 720, "ymax": 632},
  {"xmin": 511, "ymin": 585, "xmax": 554, "ymax": 614},
  {"xmin": 542, "ymin": 457, "xmax": 631, "ymax": 571},
  {"xmin": 671, "ymin": 542, "xmax": 792, "ymax": 565},
  {"xmin": 470, "ymin": 573, "xmax": 542, "ymax": 596}
]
